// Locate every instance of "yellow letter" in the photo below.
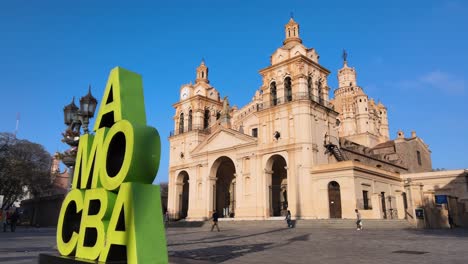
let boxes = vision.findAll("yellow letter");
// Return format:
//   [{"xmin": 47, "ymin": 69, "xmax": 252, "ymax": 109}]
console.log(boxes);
[
  {"xmin": 99, "ymin": 183, "xmax": 168, "ymax": 263},
  {"xmin": 76, "ymin": 189, "xmax": 116, "ymax": 260},
  {"xmin": 73, "ymin": 128, "xmax": 108, "ymax": 189},
  {"xmin": 93, "ymin": 67, "xmax": 147, "ymax": 131},
  {"xmin": 57, "ymin": 189, "xmax": 84, "ymax": 256}
]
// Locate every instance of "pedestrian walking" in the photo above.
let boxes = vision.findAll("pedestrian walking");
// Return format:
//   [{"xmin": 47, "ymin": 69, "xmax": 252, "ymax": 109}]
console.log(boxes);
[
  {"xmin": 285, "ymin": 210, "xmax": 293, "ymax": 228},
  {"xmin": 1, "ymin": 209, "xmax": 8, "ymax": 232},
  {"xmin": 355, "ymin": 209, "xmax": 362, "ymax": 230},
  {"xmin": 211, "ymin": 210, "xmax": 220, "ymax": 232},
  {"xmin": 448, "ymin": 214, "xmax": 454, "ymax": 229},
  {"xmin": 10, "ymin": 209, "xmax": 19, "ymax": 232},
  {"xmin": 164, "ymin": 211, "xmax": 169, "ymax": 229}
]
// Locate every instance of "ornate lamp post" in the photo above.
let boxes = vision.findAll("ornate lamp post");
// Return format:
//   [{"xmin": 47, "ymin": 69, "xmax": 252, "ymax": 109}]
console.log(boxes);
[{"xmin": 60, "ymin": 86, "xmax": 98, "ymax": 190}]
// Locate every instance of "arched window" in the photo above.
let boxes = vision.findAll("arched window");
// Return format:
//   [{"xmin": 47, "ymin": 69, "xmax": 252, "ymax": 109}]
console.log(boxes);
[
  {"xmin": 285, "ymin": 77, "xmax": 292, "ymax": 102},
  {"xmin": 203, "ymin": 109, "xmax": 210, "ymax": 129},
  {"xmin": 270, "ymin": 82, "xmax": 277, "ymax": 106},
  {"xmin": 307, "ymin": 75, "xmax": 313, "ymax": 99},
  {"xmin": 318, "ymin": 79, "xmax": 323, "ymax": 103},
  {"xmin": 216, "ymin": 111, "xmax": 221, "ymax": 120},
  {"xmin": 202, "ymin": 71, "xmax": 204, "ymax": 78},
  {"xmin": 270, "ymin": 82, "xmax": 278, "ymax": 105},
  {"xmin": 179, "ymin": 113, "xmax": 184, "ymax": 134},
  {"xmin": 188, "ymin": 110, "xmax": 193, "ymax": 131},
  {"xmin": 417, "ymin": 151, "xmax": 422, "ymax": 166}
]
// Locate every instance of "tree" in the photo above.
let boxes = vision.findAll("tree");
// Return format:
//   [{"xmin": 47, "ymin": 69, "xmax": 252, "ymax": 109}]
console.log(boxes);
[{"xmin": 0, "ymin": 132, "xmax": 53, "ymax": 209}]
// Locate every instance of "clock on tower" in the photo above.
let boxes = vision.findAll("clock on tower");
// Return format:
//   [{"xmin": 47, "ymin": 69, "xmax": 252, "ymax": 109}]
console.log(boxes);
[{"xmin": 181, "ymin": 87, "xmax": 190, "ymax": 100}]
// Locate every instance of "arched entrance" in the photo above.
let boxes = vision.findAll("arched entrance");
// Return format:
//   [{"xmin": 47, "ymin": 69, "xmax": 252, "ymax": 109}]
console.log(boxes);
[
  {"xmin": 177, "ymin": 171, "xmax": 189, "ymax": 219},
  {"xmin": 328, "ymin": 181, "xmax": 342, "ymax": 218},
  {"xmin": 267, "ymin": 155, "xmax": 288, "ymax": 216},
  {"xmin": 212, "ymin": 157, "xmax": 236, "ymax": 218}
]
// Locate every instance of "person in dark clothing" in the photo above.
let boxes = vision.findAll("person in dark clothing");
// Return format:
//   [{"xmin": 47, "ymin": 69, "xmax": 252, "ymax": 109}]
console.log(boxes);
[
  {"xmin": 211, "ymin": 210, "xmax": 220, "ymax": 232},
  {"xmin": 285, "ymin": 210, "xmax": 293, "ymax": 228},
  {"xmin": 10, "ymin": 210, "xmax": 19, "ymax": 232},
  {"xmin": 1, "ymin": 209, "xmax": 8, "ymax": 232},
  {"xmin": 448, "ymin": 214, "xmax": 454, "ymax": 229},
  {"xmin": 355, "ymin": 209, "xmax": 362, "ymax": 230}
]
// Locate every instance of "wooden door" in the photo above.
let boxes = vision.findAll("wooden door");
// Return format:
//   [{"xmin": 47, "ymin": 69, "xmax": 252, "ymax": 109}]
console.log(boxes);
[{"xmin": 328, "ymin": 181, "xmax": 342, "ymax": 218}]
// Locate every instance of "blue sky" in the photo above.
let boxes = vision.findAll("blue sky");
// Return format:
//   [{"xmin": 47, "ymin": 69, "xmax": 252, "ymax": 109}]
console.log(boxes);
[{"xmin": 0, "ymin": 0, "xmax": 466, "ymax": 183}]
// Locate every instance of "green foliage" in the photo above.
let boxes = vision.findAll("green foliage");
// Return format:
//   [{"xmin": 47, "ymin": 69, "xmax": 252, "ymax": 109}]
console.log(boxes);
[{"xmin": 0, "ymin": 132, "xmax": 52, "ymax": 209}]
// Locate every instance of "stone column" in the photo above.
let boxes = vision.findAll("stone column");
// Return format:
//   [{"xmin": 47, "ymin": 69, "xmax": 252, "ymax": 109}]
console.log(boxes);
[
  {"xmin": 207, "ymin": 177, "xmax": 217, "ymax": 218},
  {"xmin": 395, "ymin": 191, "xmax": 406, "ymax": 220},
  {"xmin": 264, "ymin": 169, "xmax": 273, "ymax": 218},
  {"xmin": 175, "ymin": 182, "xmax": 183, "ymax": 219},
  {"xmin": 371, "ymin": 193, "xmax": 381, "ymax": 219}
]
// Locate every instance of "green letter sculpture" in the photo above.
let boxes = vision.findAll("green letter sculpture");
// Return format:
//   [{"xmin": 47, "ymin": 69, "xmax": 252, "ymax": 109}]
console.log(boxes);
[{"xmin": 56, "ymin": 67, "xmax": 168, "ymax": 263}]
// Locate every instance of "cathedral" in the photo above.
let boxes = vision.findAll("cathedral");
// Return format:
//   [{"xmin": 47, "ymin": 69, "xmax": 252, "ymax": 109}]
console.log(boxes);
[{"xmin": 167, "ymin": 18, "xmax": 467, "ymax": 227}]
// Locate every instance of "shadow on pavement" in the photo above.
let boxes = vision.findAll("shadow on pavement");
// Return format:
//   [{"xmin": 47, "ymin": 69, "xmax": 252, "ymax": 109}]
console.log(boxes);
[
  {"xmin": 168, "ymin": 228, "xmax": 287, "ymax": 246},
  {"xmin": 170, "ymin": 243, "xmax": 272, "ymax": 263},
  {"xmin": 403, "ymin": 227, "xmax": 468, "ymax": 238},
  {"xmin": 0, "ymin": 256, "xmax": 36, "ymax": 262}
]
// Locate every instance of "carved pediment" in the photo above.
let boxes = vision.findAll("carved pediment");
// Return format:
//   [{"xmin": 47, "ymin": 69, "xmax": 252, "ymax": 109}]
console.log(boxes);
[{"xmin": 191, "ymin": 126, "xmax": 257, "ymax": 156}]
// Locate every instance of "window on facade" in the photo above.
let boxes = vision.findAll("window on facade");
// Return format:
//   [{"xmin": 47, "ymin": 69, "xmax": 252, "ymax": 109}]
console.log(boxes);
[
  {"xmin": 179, "ymin": 113, "xmax": 184, "ymax": 134},
  {"xmin": 417, "ymin": 151, "xmax": 422, "ymax": 166},
  {"xmin": 307, "ymin": 76, "xmax": 312, "ymax": 99},
  {"xmin": 285, "ymin": 77, "xmax": 292, "ymax": 102},
  {"xmin": 216, "ymin": 111, "xmax": 221, "ymax": 120},
  {"xmin": 363, "ymin": 190, "xmax": 369, "ymax": 210},
  {"xmin": 188, "ymin": 110, "xmax": 192, "ymax": 131},
  {"xmin": 402, "ymin": 192, "xmax": 408, "ymax": 209},
  {"xmin": 201, "ymin": 71, "xmax": 204, "ymax": 78},
  {"xmin": 203, "ymin": 109, "xmax": 210, "ymax": 129},
  {"xmin": 270, "ymin": 82, "xmax": 277, "ymax": 106},
  {"xmin": 252, "ymin": 128, "xmax": 258, "ymax": 138},
  {"xmin": 317, "ymin": 80, "xmax": 323, "ymax": 103}
]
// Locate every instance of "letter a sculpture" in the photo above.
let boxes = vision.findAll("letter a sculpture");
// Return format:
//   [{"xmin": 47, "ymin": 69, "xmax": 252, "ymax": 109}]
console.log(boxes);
[{"xmin": 40, "ymin": 67, "xmax": 168, "ymax": 263}]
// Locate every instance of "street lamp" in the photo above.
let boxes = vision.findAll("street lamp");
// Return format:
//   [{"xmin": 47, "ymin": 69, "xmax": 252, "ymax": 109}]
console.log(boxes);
[
  {"xmin": 79, "ymin": 86, "xmax": 98, "ymax": 133},
  {"xmin": 60, "ymin": 86, "xmax": 98, "ymax": 190}
]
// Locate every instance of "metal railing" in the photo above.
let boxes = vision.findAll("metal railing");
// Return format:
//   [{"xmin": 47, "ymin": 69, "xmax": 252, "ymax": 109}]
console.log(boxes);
[
  {"xmin": 257, "ymin": 92, "xmax": 334, "ymax": 111},
  {"xmin": 169, "ymin": 125, "xmax": 211, "ymax": 137},
  {"xmin": 386, "ymin": 208, "xmax": 398, "ymax": 219},
  {"xmin": 169, "ymin": 92, "xmax": 334, "ymax": 137}
]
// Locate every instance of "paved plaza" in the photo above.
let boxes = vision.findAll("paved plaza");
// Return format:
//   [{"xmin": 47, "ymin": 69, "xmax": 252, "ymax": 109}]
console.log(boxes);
[{"xmin": 0, "ymin": 225, "xmax": 467, "ymax": 263}]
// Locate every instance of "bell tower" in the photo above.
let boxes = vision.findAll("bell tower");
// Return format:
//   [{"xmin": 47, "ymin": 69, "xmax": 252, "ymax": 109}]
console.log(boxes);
[
  {"xmin": 196, "ymin": 59, "xmax": 209, "ymax": 84},
  {"xmin": 283, "ymin": 17, "xmax": 302, "ymax": 47},
  {"xmin": 338, "ymin": 50, "xmax": 357, "ymax": 88}
]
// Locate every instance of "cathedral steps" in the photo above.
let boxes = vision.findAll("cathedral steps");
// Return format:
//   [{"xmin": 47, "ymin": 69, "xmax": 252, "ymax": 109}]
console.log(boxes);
[{"xmin": 168, "ymin": 219, "xmax": 414, "ymax": 229}]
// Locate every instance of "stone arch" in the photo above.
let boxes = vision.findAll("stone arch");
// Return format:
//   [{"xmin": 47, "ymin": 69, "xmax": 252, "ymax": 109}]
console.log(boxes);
[
  {"xmin": 188, "ymin": 109, "xmax": 193, "ymax": 131},
  {"xmin": 179, "ymin": 112, "xmax": 184, "ymax": 134},
  {"xmin": 176, "ymin": 171, "xmax": 190, "ymax": 219},
  {"xmin": 284, "ymin": 76, "xmax": 292, "ymax": 102},
  {"xmin": 210, "ymin": 156, "xmax": 237, "ymax": 218},
  {"xmin": 270, "ymin": 81, "xmax": 278, "ymax": 106},
  {"xmin": 265, "ymin": 154, "xmax": 288, "ymax": 216}
]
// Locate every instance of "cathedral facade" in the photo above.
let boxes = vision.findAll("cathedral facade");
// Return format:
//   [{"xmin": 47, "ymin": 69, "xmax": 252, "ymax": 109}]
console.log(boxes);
[{"xmin": 167, "ymin": 19, "xmax": 467, "ymax": 226}]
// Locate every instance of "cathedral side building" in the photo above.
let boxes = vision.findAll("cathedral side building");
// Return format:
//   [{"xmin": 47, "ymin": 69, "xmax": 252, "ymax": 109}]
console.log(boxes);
[{"xmin": 167, "ymin": 18, "xmax": 468, "ymax": 227}]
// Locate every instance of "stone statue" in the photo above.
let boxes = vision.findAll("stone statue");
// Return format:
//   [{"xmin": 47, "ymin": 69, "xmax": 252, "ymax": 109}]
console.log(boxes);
[
  {"xmin": 222, "ymin": 96, "xmax": 230, "ymax": 117},
  {"xmin": 342, "ymin": 49, "xmax": 348, "ymax": 62}
]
